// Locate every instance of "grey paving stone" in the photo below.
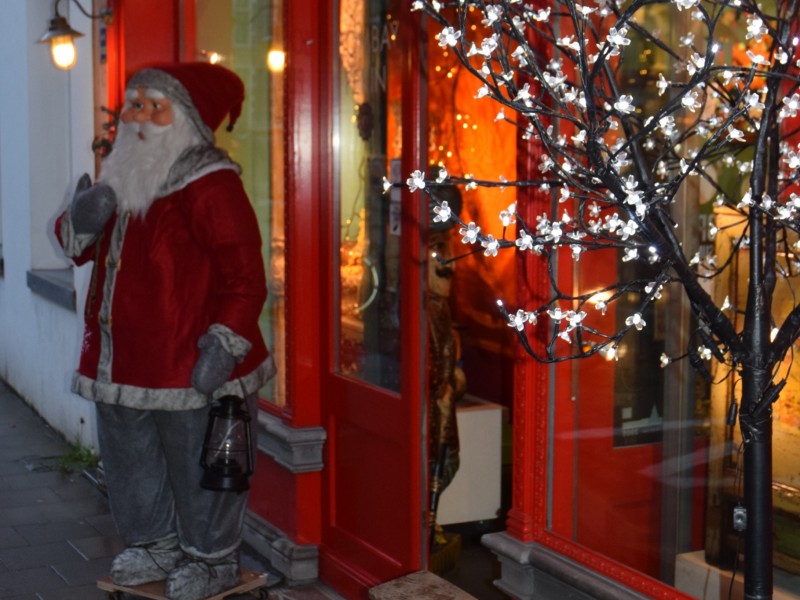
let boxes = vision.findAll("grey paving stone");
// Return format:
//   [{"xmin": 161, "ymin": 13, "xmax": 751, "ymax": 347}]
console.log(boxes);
[
  {"xmin": 3, "ymin": 470, "xmax": 75, "ymax": 491},
  {"xmin": 51, "ymin": 555, "xmax": 113, "ymax": 586},
  {"xmin": 68, "ymin": 534, "xmax": 125, "ymax": 560},
  {"xmin": 0, "ymin": 503, "xmax": 52, "ymax": 527},
  {"xmin": 0, "ymin": 565, "xmax": 66, "ymax": 596},
  {"xmin": 50, "ymin": 475, "xmax": 103, "ymax": 501},
  {"xmin": 2, "ymin": 442, "xmax": 65, "ymax": 462},
  {"xmin": 37, "ymin": 584, "xmax": 110, "ymax": 599},
  {"xmin": 0, "ymin": 460, "xmax": 31, "ymax": 477},
  {"xmin": 0, "ymin": 487, "xmax": 64, "ymax": 510},
  {"xmin": 0, "ymin": 412, "xmax": 47, "ymax": 437},
  {"xmin": 0, "ymin": 408, "xmax": 40, "ymax": 426},
  {"xmin": 0, "ymin": 431, "xmax": 65, "ymax": 451},
  {"xmin": 85, "ymin": 513, "xmax": 118, "ymax": 537},
  {"xmin": 39, "ymin": 496, "xmax": 110, "ymax": 522},
  {"xmin": 16, "ymin": 455, "xmax": 63, "ymax": 473},
  {"xmin": 14, "ymin": 520, "xmax": 101, "ymax": 545},
  {"xmin": 0, "ymin": 540, "xmax": 83, "ymax": 570},
  {"xmin": 0, "ymin": 527, "xmax": 29, "ymax": 550}
]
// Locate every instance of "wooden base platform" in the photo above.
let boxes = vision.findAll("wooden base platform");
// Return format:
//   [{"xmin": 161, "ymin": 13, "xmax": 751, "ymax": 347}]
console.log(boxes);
[{"xmin": 97, "ymin": 568, "xmax": 268, "ymax": 600}]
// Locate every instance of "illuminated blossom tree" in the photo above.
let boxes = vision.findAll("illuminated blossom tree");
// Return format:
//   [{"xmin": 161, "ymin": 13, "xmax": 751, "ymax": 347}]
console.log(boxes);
[{"xmin": 397, "ymin": 1, "xmax": 800, "ymax": 598}]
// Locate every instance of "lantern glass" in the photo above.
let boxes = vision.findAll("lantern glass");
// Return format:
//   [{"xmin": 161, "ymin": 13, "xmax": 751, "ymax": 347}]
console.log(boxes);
[
  {"xmin": 51, "ymin": 36, "xmax": 77, "ymax": 70},
  {"xmin": 200, "ymin": 395, "xmax": 254, "ymax": 492}
]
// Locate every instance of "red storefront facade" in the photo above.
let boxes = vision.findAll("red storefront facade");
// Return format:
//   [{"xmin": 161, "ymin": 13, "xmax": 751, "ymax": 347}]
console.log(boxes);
[{"xmin": 88, "ymin": 1, "xmax": 800, "ymax": 599}]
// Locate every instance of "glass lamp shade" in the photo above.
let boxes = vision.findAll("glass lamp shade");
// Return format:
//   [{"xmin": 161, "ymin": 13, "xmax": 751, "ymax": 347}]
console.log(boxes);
[
  {"xmin": 50, "ymin": 36, "xmax": 77, "ymax": 70},
  {"xmin": 200, "ymin": 395, "xmax": 254, "ymax": 492},
  {"xmin": 37, "ymin": 15, "xmax": 84, "ymax": 71}
]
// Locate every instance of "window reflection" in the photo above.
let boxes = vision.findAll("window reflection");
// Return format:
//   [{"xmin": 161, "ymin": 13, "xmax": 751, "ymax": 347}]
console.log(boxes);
[
  {"xmin": 196, "ymin": 0, "xmax": 286, "ymax": 407},
  {"xmin": 336, "ymin": 0, "xmax": 403, "ymax": 391}
]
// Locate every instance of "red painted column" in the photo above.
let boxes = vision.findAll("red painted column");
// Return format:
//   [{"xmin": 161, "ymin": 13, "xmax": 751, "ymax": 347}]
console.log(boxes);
[{"xmin": 247, "ymin": 0, "xmax": 325, "ymax": 547}]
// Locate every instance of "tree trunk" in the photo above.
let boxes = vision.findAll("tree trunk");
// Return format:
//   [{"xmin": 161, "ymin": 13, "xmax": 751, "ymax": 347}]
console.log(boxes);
[{"xmin": 740, "ymin": 212, "xmax": 773, "ymax": 599}]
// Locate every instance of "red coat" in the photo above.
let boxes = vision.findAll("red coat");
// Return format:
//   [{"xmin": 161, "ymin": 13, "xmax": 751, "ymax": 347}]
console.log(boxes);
[{"xmin": 56, "ymin": 168, "xmax": 273, "ymax": 410}]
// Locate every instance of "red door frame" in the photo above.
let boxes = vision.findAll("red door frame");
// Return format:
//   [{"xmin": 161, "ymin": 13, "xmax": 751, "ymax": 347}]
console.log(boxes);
[{"xmin": 248, "ymin": 0, "xmax": 326, "ymax": 548}]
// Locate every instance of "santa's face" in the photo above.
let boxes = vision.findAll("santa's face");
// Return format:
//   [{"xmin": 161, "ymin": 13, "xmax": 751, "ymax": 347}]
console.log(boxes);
[
  {"xmin": 121, "ymin": 87, "xmax": 175, "ymax": 131},
  {"xmin": 99, "ymin": 87, "xmax": 201, "ymax": 218}
]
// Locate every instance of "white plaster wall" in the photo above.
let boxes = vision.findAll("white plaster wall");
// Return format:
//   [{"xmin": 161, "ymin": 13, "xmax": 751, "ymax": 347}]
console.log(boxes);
[{"xmin": 0, "ymin": 0, "xmax": 98, "ymax": 449}]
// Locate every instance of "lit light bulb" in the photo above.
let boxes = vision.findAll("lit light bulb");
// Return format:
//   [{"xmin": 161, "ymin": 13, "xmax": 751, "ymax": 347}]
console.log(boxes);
[
  {"xmin": 267, "ymin": 49, "xmax": 286, "ymax": 73},
  {"xmin": 51, "ymin": 36, "xmax": 77, "ymax": 70},
  {"xmin": 38, "ymin": 12, "xmax": 84, "ymax": 71}
]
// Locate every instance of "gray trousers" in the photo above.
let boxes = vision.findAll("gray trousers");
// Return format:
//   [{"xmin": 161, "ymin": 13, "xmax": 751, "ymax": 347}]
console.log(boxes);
[{"xmin": 96, "ymin": 396, "xmax": 257, "ymax": 560}]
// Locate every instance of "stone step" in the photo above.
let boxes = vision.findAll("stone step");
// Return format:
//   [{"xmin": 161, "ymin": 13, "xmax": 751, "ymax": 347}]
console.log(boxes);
[{"xmin": 369, "ymin": 570, "xmax": 478, "ymax": 600}]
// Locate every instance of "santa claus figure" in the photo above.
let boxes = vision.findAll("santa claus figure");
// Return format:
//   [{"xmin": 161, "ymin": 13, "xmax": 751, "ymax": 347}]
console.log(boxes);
[{"xmin": 55, "ymin": 63, "xmax": 275, "ymax": 600}]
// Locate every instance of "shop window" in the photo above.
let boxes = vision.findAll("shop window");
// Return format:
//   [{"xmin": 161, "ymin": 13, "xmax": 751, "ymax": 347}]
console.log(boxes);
[
  {"xmin": 195, "ymin": 0, "xmax": 287, "ymax": 407},
  {"xmin": 420, "ymin": 1, "xmax": 800, "ymax": 597},
  {"xmin": 544, "ymin": 4, "xmax": 800, "ymax": 597},
  {"xmin": 335, "ymin": 0, "xmax": 405, "ymax": 390}
]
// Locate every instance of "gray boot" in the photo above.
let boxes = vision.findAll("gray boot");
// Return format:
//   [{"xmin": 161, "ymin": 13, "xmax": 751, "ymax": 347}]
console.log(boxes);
[
  {"xmin": 110, "ymin": 537, "xmax": 184, "ymax": 586},
  {"xmin": 164, "ymin": 552, "xmax": 240, "ymax": 600}
]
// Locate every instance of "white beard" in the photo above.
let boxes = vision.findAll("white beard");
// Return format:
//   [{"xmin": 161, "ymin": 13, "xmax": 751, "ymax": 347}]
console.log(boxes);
[{"xmin": 99, "ymin": 107, "xmax": 201, "ymax": 218}]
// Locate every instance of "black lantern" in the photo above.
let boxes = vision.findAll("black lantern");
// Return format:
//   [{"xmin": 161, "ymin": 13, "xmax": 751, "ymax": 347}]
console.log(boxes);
[{"xmin": 200, "ymin": 395, "xmax": 254, "ymax": 492}]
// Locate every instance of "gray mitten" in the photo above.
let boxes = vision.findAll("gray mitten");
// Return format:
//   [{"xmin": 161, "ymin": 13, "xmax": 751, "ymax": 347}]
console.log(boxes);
[
  {"xmin": 70, "ymin": 173, "xmax": 117, "ymax": 235},
  {"xmin": 191, "ymin": 334, "xmax": 236, "ymax": 395}
]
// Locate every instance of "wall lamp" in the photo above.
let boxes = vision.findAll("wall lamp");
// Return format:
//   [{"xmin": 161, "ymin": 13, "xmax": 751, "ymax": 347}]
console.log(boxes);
[{"xmin": 37, "ymin": 0, "xmax": 112, "ymax": 70}]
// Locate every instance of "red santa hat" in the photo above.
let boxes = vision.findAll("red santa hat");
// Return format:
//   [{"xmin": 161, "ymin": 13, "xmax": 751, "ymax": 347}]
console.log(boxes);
[{"xmin": 126, "ymin": 62, "xmax": 245, "ymax": 144}]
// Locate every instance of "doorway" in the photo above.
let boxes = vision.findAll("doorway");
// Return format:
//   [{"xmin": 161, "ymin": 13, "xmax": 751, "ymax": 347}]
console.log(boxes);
[{"xmin": 422, "ymin": 11, "xmax": 516, "ymax": 596}]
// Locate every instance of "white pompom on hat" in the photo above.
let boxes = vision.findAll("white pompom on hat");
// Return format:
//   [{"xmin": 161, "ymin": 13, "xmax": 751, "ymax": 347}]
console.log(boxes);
[{"xmin": 127, "ymin": 62, "xmax": 245, "ymax": 145}]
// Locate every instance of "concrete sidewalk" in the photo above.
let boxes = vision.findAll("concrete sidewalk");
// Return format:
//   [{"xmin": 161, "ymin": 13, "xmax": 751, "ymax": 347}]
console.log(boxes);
[
  {"xmin": 0, "ymin": 380, "xmax": 341, "ymax": 600},
  {"xmin": 0, "ymin": 380, "xmax": 115, "ymax": 599}
]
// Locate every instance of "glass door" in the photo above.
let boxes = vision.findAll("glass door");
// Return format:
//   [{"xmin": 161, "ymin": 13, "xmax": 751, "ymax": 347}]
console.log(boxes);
[{"xmin": 320, "ymin": 0, "xmax": 426, "ymax": 595}]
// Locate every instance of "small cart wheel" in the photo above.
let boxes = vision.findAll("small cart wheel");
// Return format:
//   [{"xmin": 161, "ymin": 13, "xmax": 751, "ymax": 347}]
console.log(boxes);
[{"xmin": 106, "ymin": 592, "xmax": 125, "ymax": 600}]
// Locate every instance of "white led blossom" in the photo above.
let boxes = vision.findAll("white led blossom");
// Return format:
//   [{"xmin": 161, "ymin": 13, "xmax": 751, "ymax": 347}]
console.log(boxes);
[
  {"xmin": 460, "ymin": 222, "xmax": 480, "ymax": 244},
  {"xmin": 516, "ymin": 230, "xmax": 534, "ymax": 251},
  {"xmin": 482, "ymin": 235, "xmax": 500, "ymax": 257},
  {"xmin": 508, "ymin": 309, "xmax": 536, "ymax": 331},
  {"xmin": 614, "ymin": 95, "xmax": 635, "ymax": 114},
  {"xmin": 500, "ymin": 204, "xmax": 516, "ymax": 227},
  {"xmin": 406, "ymin": 170, "xmax": 425, "ymax": 192},
  {"xmin": 433, "ymin": 201, "xmax": 452, "ymax": 224},
  {"xmin": 625, "ymin": 313, "xmax": 646, "ymax": 330},
  {"xmin": 437, "ymin": 27, "xmax": 461, "ymax": 48},
  {"xmin": 482, "ymin": 5, "xmax": 503, "ymax": 26}
]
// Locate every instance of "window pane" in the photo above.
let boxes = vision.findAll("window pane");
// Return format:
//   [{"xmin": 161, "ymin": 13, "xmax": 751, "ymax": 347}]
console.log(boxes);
[
  {"xmin": 335, "ymin": 0, "xmax": 403, "ymax": 390},
  {"xmin": 195, "ymin": 0, "xmax": 286, "ymax": 407}
]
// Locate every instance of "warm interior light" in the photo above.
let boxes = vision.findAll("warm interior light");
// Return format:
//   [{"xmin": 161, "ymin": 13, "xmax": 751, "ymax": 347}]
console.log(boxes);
[
  {"xmin": 587, "ymin": 290, "xmax": 614, "ymax": 305},
  {"xmin": 50, "ymin": 35, "xmax": 77, "ymax": 70},
  {"xmin": 267, "ymin": 49, "xmax": 286, "ymax": 73}
]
